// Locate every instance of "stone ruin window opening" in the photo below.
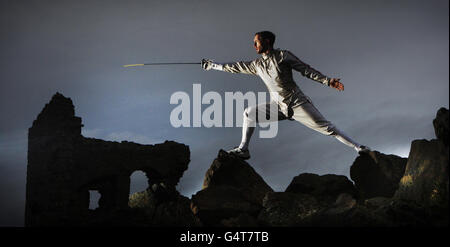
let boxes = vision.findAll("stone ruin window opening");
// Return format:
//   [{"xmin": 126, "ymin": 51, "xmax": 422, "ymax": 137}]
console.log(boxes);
[
  {"xmin": 89, "ymin": 190, "xmax": 101, "ymax": 210},
  {"xmin": 129, "ymin": 170, "xmax": 149, "ymax": 195}
]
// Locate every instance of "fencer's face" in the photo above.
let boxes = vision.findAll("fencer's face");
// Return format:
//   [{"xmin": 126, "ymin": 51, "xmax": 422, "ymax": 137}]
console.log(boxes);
[{"xmin": 253, "ymin": 34, "xmax": 266, "ymax": 54}]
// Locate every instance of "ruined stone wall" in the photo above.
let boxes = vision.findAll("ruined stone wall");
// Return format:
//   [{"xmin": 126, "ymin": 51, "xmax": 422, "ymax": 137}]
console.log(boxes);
[{"xmin": 25, "ymin": 93, "xmax": 190, "ymax": 226}]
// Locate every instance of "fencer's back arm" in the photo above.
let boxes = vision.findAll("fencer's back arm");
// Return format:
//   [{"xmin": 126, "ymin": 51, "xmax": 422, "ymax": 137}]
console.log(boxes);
[{"xmin": 284, "ymin": 51, "xmax": 331, "ymax": 86}]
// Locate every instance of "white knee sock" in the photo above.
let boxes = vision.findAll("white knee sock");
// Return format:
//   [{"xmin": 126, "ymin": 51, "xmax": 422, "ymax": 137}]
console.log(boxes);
[
  {"xmin": 238, "ymin": 118, "xmax": 255, "ymax": 151},
  {"xmin": 331, "ymin": 128, "xmax": 361, "ymax": 149}
]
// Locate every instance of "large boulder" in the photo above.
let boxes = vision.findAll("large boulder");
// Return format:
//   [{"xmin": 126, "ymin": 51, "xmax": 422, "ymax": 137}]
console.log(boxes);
[
  {"xmin": 191, "ymin": 150, "xmax": 273, "ymax": 226},
  {"xmin": 394, "ymin": 139, "xmax": 449, "ymax": 209},
  {"xmin": 350, "ymin": 151, "xmax": 407, "ymax": 199},
  {"xmin": 285, "ymin": 173, "xmax": 357, "ymax": 205},
  {"xmin": 433, "ymin": 107, "xmax": 449, "ymax": 146},
  {"xmin": 201, "ymin": 150, "xmax": 273, "ymax": 204}
]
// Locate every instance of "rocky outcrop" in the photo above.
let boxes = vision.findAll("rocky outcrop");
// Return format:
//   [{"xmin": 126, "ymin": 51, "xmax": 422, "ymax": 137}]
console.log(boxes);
[
  {"xmin": 285, "ymin": 173, "xmax": 357, "ymax": 205},
  {"xmin": 350, "ymin": 151, "xmax": 407, "ymax": 199},
  {"xmin": 202, "ymin": 150, "xmax": 273, "ymax": 204},
  {"xmin": 191, "ymin": 108, "xmax": 448, "ymax": 227},
  {"xmin": 391, "ymin": 108, "xmax": 449, "ymax": 225},
  {"xmin": 26, "ymin": 95, "xmax": 448, "ymax": 227},
  {"xmin": 190, "ymin": 150, "xmax": 273, "ymax": 226},
  {"xmin": 394, "ymin": 139, "xmax": 449, "ymax": 208},
  {"xmin": 433, "ymin": 107, "xmax": 449, "ymax": 146}
]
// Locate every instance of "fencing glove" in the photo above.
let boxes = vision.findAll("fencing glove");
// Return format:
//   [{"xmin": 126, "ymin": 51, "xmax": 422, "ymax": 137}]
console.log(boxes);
[{"xmin": 201, "ymin": 59, "xmax": 223, "ymax": 71}]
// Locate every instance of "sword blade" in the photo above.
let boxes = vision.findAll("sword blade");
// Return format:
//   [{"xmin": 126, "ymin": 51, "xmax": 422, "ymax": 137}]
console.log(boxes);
[{"xmin": 123, "ymin": 62, "xmax": 200, "ymax": 68}]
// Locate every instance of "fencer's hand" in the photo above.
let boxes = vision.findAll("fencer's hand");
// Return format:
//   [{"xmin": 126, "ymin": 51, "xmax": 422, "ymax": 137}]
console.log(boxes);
[
  {"xmin": 201, "ymin": 59, "xmax": 213, "ymax": 70},
  {"xmin": 202, "ymin": 59, "xmax": 223, "ymax": 71},
  {"xmin": 329, "ymin": 78, "xmax": 344, "ymax": 91}
]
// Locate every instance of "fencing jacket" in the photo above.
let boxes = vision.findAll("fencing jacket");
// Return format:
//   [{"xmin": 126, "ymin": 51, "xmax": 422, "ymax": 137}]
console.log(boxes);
[{"xmin": 218, "ymin": 49, "xmax": 331, "ymax": 116}]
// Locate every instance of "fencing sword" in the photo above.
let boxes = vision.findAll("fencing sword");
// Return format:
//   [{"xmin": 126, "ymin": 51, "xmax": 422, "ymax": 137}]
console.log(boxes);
[{"xmin": 123, "ymin": 62, "xmax": 201, "ymax": 68}]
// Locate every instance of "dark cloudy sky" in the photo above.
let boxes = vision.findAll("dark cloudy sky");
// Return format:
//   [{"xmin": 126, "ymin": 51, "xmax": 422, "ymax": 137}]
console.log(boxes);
[{"xmin": 0, "ymin": 0, "xmax": 448, "ymax": 226}]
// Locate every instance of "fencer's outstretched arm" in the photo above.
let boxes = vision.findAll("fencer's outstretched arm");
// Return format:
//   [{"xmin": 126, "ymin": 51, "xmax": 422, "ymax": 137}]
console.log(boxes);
[
  {"xmin": 284, "ymin": 51, "xmax": 344, "ymax": 91},
  {"xmin": 201, "ymin": 59, "xmax": 257, "ymax": 75}
]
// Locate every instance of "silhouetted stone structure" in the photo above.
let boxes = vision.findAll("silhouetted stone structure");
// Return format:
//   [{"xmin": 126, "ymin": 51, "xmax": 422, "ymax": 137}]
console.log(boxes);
[{"xmin": 25, "ymin": 93, "xmax": 190, "ymax": 226}]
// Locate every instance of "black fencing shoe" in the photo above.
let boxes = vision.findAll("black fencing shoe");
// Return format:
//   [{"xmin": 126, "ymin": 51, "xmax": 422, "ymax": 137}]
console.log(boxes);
[
  {"xmin": 227, "ymin": 147, "xmax": 251, "ymax": 160},
  {"xmin": 356, "ymin": 145, "xmax": 371, "ymax": 154}
]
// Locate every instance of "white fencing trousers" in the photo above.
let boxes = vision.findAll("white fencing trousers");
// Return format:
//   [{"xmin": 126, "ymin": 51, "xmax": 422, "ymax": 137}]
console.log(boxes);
[{"xmin": 239, "ymin": 100, "xmax": 362, "ymax": 150}]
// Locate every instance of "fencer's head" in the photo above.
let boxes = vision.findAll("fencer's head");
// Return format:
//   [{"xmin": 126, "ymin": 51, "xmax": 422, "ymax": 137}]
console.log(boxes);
[{"xmin": 254, "ymin": 31, "xmax": 275, "ymax": 54}]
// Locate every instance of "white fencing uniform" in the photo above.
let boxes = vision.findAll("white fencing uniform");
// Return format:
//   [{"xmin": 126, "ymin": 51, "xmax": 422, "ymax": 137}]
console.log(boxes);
[{"xmin": 215, "ymin": 49, "xmax": 362, "ymax": 150}]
